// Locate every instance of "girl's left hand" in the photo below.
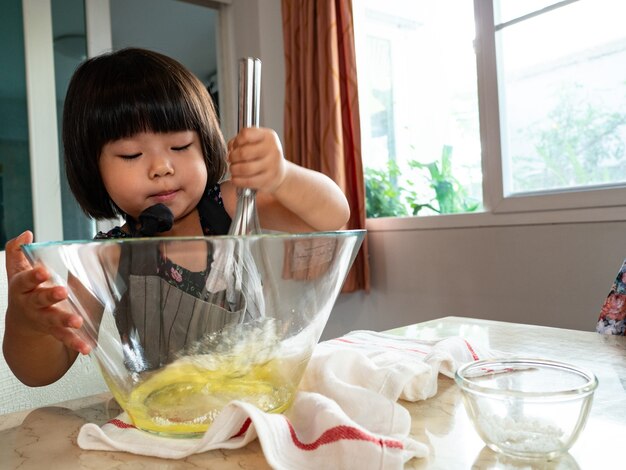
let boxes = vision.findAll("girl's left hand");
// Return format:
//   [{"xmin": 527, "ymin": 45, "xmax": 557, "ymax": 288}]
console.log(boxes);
[{"xmin": 227, "ymin": 127, "xmax": 288, "ymax": 194}]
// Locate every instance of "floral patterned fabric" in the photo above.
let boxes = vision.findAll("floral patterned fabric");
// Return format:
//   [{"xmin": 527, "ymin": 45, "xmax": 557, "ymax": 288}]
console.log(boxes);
[
  {"xmin": 94, "ymin": 184, "xmax": 229, "ymax": 299},
  {"xmin": 94, "ymin": 226, "xmax": 132, "ymax": 239},
  {"xmin": 157, "ymin": 254, "xmax": 210, "ymax": 300},
  {"xmin": 596, "ymin": 259, "xmax": 626, "ymax": 335}
]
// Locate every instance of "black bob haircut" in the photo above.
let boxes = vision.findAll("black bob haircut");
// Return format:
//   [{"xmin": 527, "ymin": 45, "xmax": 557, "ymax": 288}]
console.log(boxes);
[{"xmin": 62, "ymin": 47, "xmax": 227, "ymax": 219}]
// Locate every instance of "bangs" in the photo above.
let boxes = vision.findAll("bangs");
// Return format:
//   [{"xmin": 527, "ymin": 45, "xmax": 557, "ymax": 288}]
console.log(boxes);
[
  {"xmin": 92, "ymin": 73, "xmax": 201, "ymax": 144},
  {"xmin": 74, "ymin": 48, "xmax": 209, "ymax": 148}
]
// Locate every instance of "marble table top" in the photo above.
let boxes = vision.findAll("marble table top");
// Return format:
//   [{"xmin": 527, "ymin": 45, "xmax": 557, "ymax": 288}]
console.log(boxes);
[{"xmin": 1, "ymin": 316, "xmax": 624, "ymax": 469}]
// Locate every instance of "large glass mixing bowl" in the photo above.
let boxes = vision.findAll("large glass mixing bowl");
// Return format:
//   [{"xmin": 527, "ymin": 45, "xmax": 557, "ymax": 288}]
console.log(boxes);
[{"xmin": 22, "ymin": 230, "xmax": 364, "ymax": 437}]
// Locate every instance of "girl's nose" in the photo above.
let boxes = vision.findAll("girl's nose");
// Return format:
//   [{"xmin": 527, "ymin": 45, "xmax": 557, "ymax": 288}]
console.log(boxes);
[{"xmin": 150, "ymin": 156, "xmax": 174, "ymax": 178}]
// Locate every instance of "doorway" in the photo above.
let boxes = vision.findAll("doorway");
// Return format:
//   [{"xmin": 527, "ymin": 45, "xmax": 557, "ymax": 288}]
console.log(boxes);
[{"xmin": 110, "ymin": 0, "xmax": 220, "ymax": 119}]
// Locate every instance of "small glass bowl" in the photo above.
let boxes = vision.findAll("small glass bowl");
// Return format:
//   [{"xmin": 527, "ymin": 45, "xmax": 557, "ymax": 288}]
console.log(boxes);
[{"xmin": 455, "ymin": 358, "xmax": 598, "ymax": 460}]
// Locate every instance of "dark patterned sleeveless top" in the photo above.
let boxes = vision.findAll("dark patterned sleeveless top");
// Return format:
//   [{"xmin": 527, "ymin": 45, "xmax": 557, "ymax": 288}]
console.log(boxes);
[{"xmin": 95, "ymin": 184, "xmax": 231, "ymax": 296}]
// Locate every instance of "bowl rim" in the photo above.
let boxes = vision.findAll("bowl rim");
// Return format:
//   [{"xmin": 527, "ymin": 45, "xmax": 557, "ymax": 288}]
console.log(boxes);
[
  {"xmin": 454, "ymin": 357, "xmax": 598, "ymax": 398},
  {"xmin": 21, "ymin": 229, "xmax": 367, "ymax": 251}
]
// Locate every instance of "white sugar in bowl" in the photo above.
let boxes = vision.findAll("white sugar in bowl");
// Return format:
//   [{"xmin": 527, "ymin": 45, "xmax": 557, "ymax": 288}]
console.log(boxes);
[{"xmin": 455, "ymin": 358, "xmax": 597, "ymax": 460}]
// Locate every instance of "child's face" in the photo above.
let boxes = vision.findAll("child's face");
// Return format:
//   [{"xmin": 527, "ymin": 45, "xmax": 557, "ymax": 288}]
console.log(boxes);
[{"xmin": 99, "ymin": 130, "xmax": 208, "ymax": 222}]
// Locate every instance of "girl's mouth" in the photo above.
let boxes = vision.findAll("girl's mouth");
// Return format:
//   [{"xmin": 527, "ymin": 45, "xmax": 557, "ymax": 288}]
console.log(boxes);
[{"xmin": 151, "ymin": 190, "xmax": 178, "ymax": 203}]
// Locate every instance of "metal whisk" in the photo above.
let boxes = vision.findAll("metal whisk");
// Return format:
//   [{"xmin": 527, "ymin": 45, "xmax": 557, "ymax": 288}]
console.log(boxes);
[
  {"xmin": 228, "ymin": 57, "xmax": 262, "ymax": 235},
  {"xmin": 211, "ymin": 57, "xmax": 266, "ymax": 322}
]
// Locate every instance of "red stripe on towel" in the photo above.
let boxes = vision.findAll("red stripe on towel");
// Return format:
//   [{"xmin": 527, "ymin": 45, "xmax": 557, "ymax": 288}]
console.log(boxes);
[
  {"xmin": 108, "ymin": 418, "xmax": 137, "ymax": 429},
  {"xmin": 332, "ymin": 337, "xmax": 429, "ymax": 355},
  {"xmin": 230, "ymin": 418, "xmax": 252, "ymax": 439},
  {"xmin": 107, "ymin": 417, "xmax": 252, "ymax": 437},
  {"xmin": 464, "ymin": 340, "xmax": 480, "ymax": 361},
  {"xmin": 285, "ymin": 419, "xmax": 404, "ymax": 451},
  {"xmin": 333, "ymin": 338, "xmax": 358, "ymax": 344}
]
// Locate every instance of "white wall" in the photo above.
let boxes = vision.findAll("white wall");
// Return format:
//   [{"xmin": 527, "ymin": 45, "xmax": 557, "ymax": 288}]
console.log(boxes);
[
  {"xmin": 241, "ymin": 1, "xmax": 620, "ymax": 340},
  {"xmin": 323, "ymin": 222, "xmax": 622, "ymax": 339}
]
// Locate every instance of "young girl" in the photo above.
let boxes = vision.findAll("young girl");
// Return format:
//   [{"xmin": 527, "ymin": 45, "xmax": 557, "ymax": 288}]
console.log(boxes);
[{"xmin": 3, "ymin": 48, "xmax": 350, "ymax": 386}]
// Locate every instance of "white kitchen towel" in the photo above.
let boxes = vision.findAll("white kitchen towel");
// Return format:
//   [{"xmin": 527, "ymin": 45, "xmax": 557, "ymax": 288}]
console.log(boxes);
[{"xmin": 77, "ymin": 331, "xmax": 495, "ymax": 469}]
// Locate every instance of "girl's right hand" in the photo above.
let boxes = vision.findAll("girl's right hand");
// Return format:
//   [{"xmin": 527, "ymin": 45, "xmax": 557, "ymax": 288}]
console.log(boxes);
[{"xmin": 4, "ymin": 231, "xmax": 91, "ymax": 355}]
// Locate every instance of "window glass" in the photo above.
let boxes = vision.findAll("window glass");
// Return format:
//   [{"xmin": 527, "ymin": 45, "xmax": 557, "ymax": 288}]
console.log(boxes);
[
  {"xmin": 495, "ymin": 0, "xmax": 566, "ymax": 24},
  {"xmin": 354, "ymin": 0, "xmax": 482, "ymax": 218},
  {"xmin": 0, "ymin": 0, "xmax": 34, "ymax": 245},
  {"xmin": 496, "ymin": 0, "xmax": 626, "ymax": 195}
]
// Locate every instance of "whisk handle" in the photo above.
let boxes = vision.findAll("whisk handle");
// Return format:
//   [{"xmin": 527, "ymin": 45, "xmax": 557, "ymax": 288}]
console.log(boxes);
[
  {"xmin": 229, "ymin": 57, "xmax": 262, "ymax": 236},
  {"xmin": 238, "ymin": 57, "xmax": 261, "ymax": 130}
]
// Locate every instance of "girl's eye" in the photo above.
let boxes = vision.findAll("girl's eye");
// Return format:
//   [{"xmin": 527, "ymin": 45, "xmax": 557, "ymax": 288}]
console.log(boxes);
[
  {"xmin": 172, "ymin": 143, "xmax": 192, "ymax": 152},
  {"xmin": 118, "ymin": 153, "xmax": 142, "ymax": 160}
]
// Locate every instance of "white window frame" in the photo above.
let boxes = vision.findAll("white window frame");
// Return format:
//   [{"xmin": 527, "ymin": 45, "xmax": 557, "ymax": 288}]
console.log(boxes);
[
  {"xmin": 367, "ymin": 0, "xmax": 626, "ymax": 231},
  {"xmin": 22, "ymin": 0, "xmax": 64, "ymax": 242}
]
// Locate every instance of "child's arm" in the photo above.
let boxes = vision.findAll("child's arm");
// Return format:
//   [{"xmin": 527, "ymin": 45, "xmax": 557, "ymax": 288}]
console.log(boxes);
[
  {"xmin": 226, "ymin": 127, "xmax": 351, "ymax": 232},
  {"xmin": 2, "ymin": 231, "xmax": 89, "ymax": 386}
]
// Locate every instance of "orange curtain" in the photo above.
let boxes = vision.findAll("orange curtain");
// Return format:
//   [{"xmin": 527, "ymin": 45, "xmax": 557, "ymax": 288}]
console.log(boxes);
[{"xmin": 281, "ymin": 0, "xmax": 370, "ymax": 292}]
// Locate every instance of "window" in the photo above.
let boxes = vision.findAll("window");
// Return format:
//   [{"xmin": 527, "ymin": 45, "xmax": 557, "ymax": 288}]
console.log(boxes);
[
  {"xmin": 354, "ymin": 0, "xmax": 626, "ymax": 221},
  {"xmin": 354, "ymin": 0, "xmax": 482, "ymax": 218}
]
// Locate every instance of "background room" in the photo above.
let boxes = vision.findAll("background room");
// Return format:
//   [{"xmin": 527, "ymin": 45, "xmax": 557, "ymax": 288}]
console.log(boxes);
[{"xmin": 2, "ymin": 0, "xmax": 626, "ymax": 413}]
